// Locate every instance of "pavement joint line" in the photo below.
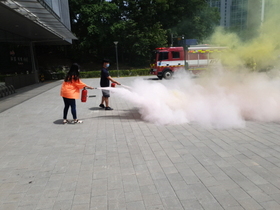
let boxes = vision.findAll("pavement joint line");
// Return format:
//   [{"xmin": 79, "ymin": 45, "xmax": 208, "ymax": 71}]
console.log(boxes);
[
  {"xmin": 1, "ymin": 76, "xmax": 280, "ymax": 210},
  {"xmin": 0, "ymin": 80, "xmax": 62, "ymax": 113}
]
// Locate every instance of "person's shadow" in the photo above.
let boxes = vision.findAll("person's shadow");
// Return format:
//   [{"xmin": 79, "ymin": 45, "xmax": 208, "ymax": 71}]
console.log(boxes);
[
  {"xmin": 89, "ymin": 107, "xmax": 100, "ymax": 111},
  {"xmin": 144, "ymin": 77, "xmax": 159, "ymax": 80},
  {"xmin": 53, "ymin": 119, "xmax": 76, "ymax": 125}
]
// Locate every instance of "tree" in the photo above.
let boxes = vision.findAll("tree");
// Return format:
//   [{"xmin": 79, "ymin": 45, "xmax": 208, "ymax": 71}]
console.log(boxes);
[
  {"xmin": 69, "ymin": 0, "xmax": 121, "ymax": 62},
  {"xmin": 68, "ymin": 0, "xmax": 220, "ymax": 67},
  {"xmin": 152, "ymin": 0, "xmax": 220, "ymax": 43}
]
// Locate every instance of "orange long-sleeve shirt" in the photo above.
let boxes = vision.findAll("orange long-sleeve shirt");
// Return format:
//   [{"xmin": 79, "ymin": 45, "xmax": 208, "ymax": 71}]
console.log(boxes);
[{"xmin": 60, "ymin": 79, "xmax": 86, "ymax": 99}]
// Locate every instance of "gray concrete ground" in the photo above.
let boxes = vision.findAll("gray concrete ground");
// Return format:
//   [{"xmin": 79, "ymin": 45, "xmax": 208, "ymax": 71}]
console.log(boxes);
[{"xmin": 1, "ymin": 76, "xmax": 280, "ymax": 210}]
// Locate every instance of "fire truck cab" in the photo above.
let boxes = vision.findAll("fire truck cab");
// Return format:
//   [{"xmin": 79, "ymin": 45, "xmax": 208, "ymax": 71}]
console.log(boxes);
[{"xmin": 150, "ymin": 45, "xmax": 226, "ymax": 79}]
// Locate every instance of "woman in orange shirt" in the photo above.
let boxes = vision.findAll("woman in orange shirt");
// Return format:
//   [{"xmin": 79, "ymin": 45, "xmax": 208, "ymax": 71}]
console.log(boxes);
[{"xmin": 60, "ymin": 63, "xmax": 93, "ymax": 124}]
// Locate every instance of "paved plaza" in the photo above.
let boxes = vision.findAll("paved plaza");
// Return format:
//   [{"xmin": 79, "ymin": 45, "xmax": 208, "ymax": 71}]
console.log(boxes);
[{"xmin": 1, "ymin": 76, "xmax": 280, "ymax": 210}]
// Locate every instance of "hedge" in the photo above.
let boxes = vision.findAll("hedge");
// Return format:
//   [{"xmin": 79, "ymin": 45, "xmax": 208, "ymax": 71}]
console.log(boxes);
[
  {"xmin": 0, "ymin": 69, "xmax": 151, "ymax": 82},
  {"xmin": 79, "ymin": 68, "xmax": 150, "ymax": 78}
]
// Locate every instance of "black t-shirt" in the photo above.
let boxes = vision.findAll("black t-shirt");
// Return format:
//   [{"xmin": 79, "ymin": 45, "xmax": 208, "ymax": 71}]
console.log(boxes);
[{"xmin": 100, "ymin": 67, "xmax": 110, "ymax": 87}]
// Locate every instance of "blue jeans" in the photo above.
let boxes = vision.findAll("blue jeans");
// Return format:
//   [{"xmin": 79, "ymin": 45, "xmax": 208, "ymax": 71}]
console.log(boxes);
[{"xmin": 63, "ymin": 97, "xmax": 77, "ymax": 119}]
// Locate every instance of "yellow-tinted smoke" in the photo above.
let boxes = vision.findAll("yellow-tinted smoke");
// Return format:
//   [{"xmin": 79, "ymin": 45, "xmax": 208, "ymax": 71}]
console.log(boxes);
[
  {"xmin": 208, "ymin": 0, "xmax": 280, "ymax": 72},
  {"xmin": 109, "ymin": 1, "xmax": 280, "ymax": 128}
]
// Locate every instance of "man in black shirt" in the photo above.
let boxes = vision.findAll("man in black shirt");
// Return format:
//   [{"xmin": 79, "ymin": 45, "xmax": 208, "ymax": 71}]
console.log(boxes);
[{"xmin": 100, "ymin": 59, "xmax": 121, "ymax": 110}]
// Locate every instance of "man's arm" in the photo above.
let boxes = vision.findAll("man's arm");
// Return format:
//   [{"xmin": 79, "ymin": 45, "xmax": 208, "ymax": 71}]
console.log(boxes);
[{"xmin": 107, "ymin": 76, "xmax": 121, "ymax": 85}]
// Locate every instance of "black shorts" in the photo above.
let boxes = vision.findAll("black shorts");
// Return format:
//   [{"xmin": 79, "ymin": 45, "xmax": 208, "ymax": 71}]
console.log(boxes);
[{"xmin": 102, "ymin": 89, "xmax": 110, "ymax": 97}]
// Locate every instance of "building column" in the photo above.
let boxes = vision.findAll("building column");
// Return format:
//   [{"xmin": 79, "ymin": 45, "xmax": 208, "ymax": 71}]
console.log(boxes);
[{"xmin": 30, "ymin": 42, "xmax": 39, "ymax": 83}]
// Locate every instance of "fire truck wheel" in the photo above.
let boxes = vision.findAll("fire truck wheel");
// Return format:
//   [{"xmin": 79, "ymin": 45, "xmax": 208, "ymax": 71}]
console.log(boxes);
[{"xmin": 163, "ymin": 70, "xmax": 173, "ymax": 79}]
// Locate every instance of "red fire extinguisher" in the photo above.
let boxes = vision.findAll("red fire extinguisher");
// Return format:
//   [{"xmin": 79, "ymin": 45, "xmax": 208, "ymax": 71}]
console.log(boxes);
[{"xmin": 81, "ymin": 87, "xmax": 88, "ymax": 102}]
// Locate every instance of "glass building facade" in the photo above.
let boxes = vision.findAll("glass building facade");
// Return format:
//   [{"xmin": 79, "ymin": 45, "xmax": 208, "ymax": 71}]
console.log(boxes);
[
  {"xmin": 230, "ymin": 0, "xmax": 247, "ymax": 31},
  {"xmin": 207, "ymin": 0, "xmax": 266, "ymax": 33},
  {"xmin": 0, "ymin": 0, "xmax": 76, "ymax": 88}
]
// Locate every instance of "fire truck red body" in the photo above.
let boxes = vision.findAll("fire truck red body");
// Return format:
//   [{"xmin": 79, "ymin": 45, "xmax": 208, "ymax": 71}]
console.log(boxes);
[{"xmin": 150, "ymin": 45, "xmax": 226, "ymax": 79}]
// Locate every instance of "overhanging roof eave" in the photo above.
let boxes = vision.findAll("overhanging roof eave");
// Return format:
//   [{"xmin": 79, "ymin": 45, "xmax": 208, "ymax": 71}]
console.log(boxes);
[{"xmin": 2, "ymin": 0, "xmax": 77, "ymax": 40}]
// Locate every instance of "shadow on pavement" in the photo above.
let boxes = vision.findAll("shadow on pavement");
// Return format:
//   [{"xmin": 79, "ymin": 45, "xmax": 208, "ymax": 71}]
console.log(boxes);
[
  {"xmin": 53, "ymin": 119, "xmax": 64, "ymax": 124},
  {"xmin": 95, "ymin": 114, "xmax": 142, "ymax": 121},
  {"xmin": 144, "ymin": 78, "xmax": 159, "ymax": 80},
  {"xmin": 83, "ymin": 109, "xmax": 142, "ymax": 121},
  {"xmin": 53, "ymin": 108, "xmax": 142, "ymax": 124},
  {"xmin": 53, "ymin": 119, "xmax": 86, "ymax": 125},
  {"xmin": 89, "ymin": 107, "xmax": 101, "ymax": 111}
]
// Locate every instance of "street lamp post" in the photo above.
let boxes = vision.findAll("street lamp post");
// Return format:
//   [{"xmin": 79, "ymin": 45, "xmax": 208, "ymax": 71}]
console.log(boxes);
[
  {"xmin": 114, "ymin": 41, "xmax": 119, "ymax": 77},
  {"xmin": 182, "ymin": 35, "xmax": 189, "ymax": 70}
]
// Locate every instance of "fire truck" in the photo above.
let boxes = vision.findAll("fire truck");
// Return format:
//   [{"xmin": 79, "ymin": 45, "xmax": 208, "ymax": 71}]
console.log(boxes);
[{"xmin": 150, "ymin": 45, "xmax": 227, "ymax": 79}]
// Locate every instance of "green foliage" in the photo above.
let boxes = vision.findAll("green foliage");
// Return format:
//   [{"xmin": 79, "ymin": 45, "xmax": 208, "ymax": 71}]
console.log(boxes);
[
  {"xmin": 68, "ymin": 0, "xmax": 220, "ymax": 65},
  {"xmin": 173, "ymin": 5, "xmax": 220, "ymax": 42},
  {"xmin": 79, "ymin": 69, "xmax": 150, "ymax": 78},
  {"xmin": 79, "ymin": 71, "xmax": 100, "ymax": 78},
  {"xmin": 109, "ymin": 69, "xmax": 151, "ymax": 77}
]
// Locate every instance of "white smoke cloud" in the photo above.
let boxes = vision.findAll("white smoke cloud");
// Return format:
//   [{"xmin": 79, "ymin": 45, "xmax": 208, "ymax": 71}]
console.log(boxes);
[{"xmin": 112, "ymin": 68, "xmax": 280, "ymax": 129}]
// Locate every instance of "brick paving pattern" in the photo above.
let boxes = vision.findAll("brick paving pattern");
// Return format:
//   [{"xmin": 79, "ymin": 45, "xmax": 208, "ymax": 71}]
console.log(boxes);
[{"xmin": 1, "ymin": 76, "xmax": 280, "ymax": 210}]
